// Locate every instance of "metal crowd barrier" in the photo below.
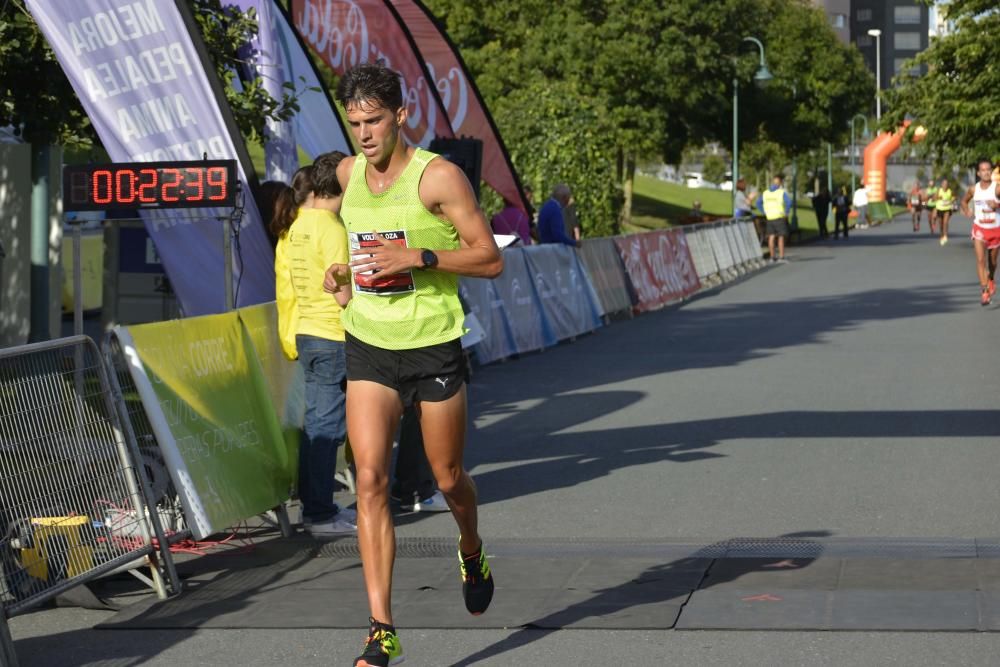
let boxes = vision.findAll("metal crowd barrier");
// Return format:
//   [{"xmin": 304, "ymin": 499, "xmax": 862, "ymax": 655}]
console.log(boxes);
[
  {"xmin": 682, "ymin": 217, "xmax": 766, "ymax": 286},
  {"xmin": 0, "ymin": 336, "xmax": 179, "ymax": 646}
]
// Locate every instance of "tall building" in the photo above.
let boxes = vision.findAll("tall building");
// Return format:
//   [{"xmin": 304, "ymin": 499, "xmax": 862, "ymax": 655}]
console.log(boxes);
[
  {"xmin": 812, "ymin": 0, "xmax": 851, "ymax": 45},
  {"xmin": 851, "ymin": 0, "xmax": 929, "ymax": 93}
]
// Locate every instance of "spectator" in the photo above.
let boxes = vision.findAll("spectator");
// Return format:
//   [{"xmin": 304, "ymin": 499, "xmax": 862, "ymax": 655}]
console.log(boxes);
[
  {"xmin": 812, "ymin": 187, "xmax": 831, "ymax": 239},
  {"xmin": 733, "ymin": 179, "xmax": 752, "ymax": 218},
  {"xmin": 537, "ymin": 184, "xmax": 579, "ymax": 246},
  {"xmin": 490, "ymin": 198, "xmax": 532, "ymax": 246},
  {"xmin": 853, "ymin": 181, "xmax": 870, "ymax": 229},
  {"xmin": 756, "ymin": 174, "xmax": 792, "ymax": 262},
  {"xmin": 274, "ymin": 155, "xmax": 357, "ymax": 537},
  {"xmin": 689, "ymin": 200, "xmax": 704, "ymax": 220},
  {"xmin": 833, "ymin": 185, "xmax": 851, "ymax": 239},
  {"xmin": 562, "ymin": 196, "xmax": 582, "ymax": 242}
]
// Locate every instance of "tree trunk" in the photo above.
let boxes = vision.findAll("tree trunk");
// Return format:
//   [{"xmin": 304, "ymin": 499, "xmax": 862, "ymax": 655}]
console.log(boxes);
[{"xmin": 619, "ymin": 152, "xmax": 635, "ymax": 232}]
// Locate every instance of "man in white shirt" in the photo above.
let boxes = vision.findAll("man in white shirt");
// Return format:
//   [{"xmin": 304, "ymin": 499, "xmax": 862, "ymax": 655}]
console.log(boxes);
[{"xmin": 853, "ymin": 182, "xmax": 869, "ymax": 229}]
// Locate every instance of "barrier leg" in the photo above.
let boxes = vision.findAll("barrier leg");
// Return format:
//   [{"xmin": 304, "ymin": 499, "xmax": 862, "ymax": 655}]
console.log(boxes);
[{"xmin": 273, "ymin": 504, "xmax": 294, "ymax": 538}]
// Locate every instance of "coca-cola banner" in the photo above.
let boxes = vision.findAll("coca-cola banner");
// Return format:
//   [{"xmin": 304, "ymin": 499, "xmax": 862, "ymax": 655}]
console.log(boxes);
[
  {"xmin": 389, "ymin": 0, "xmax": 528, "ymax": 212},
  {"xmin": 613, "ymin": 229, "xmax": 701, "ymax": 312},
  {"xmin": 291, "ymin": 0, "xmax": 453, "ymax": 148}
]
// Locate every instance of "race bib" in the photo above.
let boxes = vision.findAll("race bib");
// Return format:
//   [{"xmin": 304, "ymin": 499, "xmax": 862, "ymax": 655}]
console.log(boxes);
[{"xmin": 349, "ymin": 230, "xmax": 415, "ymax": 296}]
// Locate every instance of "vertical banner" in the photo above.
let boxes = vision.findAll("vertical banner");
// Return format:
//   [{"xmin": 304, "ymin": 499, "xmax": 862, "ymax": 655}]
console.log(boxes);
[
  {"xmin": 291, "ymin": 0, "xmax": 454, "ymax": 148},
  {"xmin": 26, "ymin": 0, "xmax": 275, "ymax": 315},
  {"xmin": 613, "ymin": 229, "xmax": 701, "ymax": 312},
  {"xmin": 234, "ymin": 0, "xmax": 353, "ymax": 178},
  {"xmin": 389, "ymin": 0, "xmax": 530, "ymax": 213}
]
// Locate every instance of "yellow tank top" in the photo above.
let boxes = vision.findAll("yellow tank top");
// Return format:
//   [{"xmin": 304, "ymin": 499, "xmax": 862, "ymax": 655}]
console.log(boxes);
[
  {"xmin": 935, "ymin": 188, "xmax": 954, "ymax": 210},
  {"xmin": 339, "ymin": 148, "xmax": 465, "ymax": 350}
]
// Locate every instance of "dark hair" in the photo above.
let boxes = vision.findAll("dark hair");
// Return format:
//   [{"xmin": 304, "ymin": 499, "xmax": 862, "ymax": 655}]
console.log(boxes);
[
  {"xmin": 736, "ymin": 178, "xmax": 746, "ymax": 192},
  {"xmin": 269, "ymin": 165, "xmax": 315, "ymax": 241},
  {"xmin": 311, "ymin": 151, "xmax": 347, "ymax": 199},
  {"xmin": 259, "ymin": 180, "xmax": 288, "ymax": 248},
  {"xmin": 977, "ymin": 157, "xmax": 993, "ymax": 170},
  {"xmin": 336, "ymin": 62, "xmax": 403, "ymax": 112}
]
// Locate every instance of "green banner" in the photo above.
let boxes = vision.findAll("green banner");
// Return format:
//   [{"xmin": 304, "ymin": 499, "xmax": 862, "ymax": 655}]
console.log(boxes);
[{"xmin": 122, "ymin": 310, "xmax": 294, "ymax": 537}]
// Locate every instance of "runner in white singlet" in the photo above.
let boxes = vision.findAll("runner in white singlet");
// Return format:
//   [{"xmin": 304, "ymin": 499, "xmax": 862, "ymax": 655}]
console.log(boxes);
[{"xmin": 960, "ymin": 158, "xmax": 1000, "ymax": 305}]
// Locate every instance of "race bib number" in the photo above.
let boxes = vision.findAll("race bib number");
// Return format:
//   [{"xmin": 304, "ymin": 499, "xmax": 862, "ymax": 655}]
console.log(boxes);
[{"xmin": 350, "ymin": 230, "xmax": 415, "ymax": 296}]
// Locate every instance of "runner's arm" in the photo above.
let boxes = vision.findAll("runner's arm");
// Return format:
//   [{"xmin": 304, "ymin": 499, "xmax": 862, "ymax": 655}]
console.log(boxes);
[{"xmin": 960, "ymin": 186, "xmax": 975, "ymax": 218}]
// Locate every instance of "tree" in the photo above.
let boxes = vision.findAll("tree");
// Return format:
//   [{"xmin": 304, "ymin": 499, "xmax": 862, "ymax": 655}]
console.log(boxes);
[
  {"xmin": 0, "ymin": 1, "xmax": 301, "ymax": 148},
  {"xmin": 702, "ymin": 154, "xmax": 728, "ymax": 186},
  {"xmin": 884, "ymin": 0, "xmax": 1000, "ymax": 167}
]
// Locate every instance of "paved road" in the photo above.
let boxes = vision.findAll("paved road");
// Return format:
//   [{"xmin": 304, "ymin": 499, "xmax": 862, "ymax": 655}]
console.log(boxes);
[{"xmin": 12, "ymin": 213, "xmax": 1000, "ymax": 665}]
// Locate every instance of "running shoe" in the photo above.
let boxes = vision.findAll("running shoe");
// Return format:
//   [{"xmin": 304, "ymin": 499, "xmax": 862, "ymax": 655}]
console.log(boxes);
[
  {"xmin": 458, "ymin": 540, "xmax": 495, "ymax": 615},
  {"xmin": 940, "ymin": 235, "xmax": 949, "ymax": 246},
  {"xmin": 982, "ymin": 289, "xmax": 991, "ymax": 307},
  {"xmin": 989, "ymin": 280, "xmax": 996, "ymax": 297},
  {"xmin": 398, "ymin": 490, "xmax": 451, "ymax": 513},
  {"xmin": 354, "ymin": 617, "xmax": 404, "ymax": 667}
]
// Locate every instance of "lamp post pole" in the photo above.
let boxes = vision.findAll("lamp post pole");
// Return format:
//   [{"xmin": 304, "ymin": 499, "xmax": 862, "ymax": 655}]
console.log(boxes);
[
  {"xmin": 850, "ymin": 114, "xmax": 869, "ymax": 196},
  {"xmin": 867, "ymin": 29, "xmax": 882, "ymax": 122},
  {"xmin": 732, "ymin": 37, "xmax": 773, "ymax": 216}
]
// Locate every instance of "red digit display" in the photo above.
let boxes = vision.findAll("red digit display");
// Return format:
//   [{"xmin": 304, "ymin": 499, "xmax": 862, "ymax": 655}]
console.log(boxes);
[
  {"xmin": 92, "ymin": 170, "xmax": 113, "ymax": 204},
  {"xmin": 63, "ymin": 160, "xmax": 237, "ymax": 211},
  {"xmin": 138, "ymin": 169, "xmax": 158, "ymax": 203},
  {"xmin": 116, "ymin": 169, "xmax": 136, "ymax": 203},
  {"xmin": 161, "ymin": 168, "xmax": 182, "ymax": 202},
  {"xmin": 207, "ymin": 167, "xmax": 227, "ymax": 201},
  {"xmin": 185, "ymin": 167, "xmax": 204, "ymax": 202}
]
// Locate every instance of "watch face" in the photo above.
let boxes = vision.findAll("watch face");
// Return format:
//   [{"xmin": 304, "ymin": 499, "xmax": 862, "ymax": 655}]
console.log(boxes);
[{"xmin": 422, "ymin": 249, "xmax": 437, "ymax": 268}]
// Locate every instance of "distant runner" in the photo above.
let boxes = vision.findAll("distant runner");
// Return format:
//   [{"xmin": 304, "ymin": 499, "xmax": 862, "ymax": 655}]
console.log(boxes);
[
  {"xmin": 926, "ymin": 182, "xmax": 939, "ymax": 236},
  {"xmin": 960, "ymin": 158, "xmax": 1000, "ymax": 306},
  {"xmin": 935, "ymin": 178, "xmax": 955, "ymax": 246},
  {"xmin": 908, "ymin": 180, "xmax": 925, "ymax": 232}
]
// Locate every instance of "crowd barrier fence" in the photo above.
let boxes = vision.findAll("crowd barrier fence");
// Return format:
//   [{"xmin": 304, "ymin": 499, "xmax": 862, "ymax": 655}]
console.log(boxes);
[
  {"xmin": 577, "ymin": 238, "xmax": 634, "ymax": 317},
  {"xmin": 0, "ymin": 335, "xmax": 180, "ymax": 663}
]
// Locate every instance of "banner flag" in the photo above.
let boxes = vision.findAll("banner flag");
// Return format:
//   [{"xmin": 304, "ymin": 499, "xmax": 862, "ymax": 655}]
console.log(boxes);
[
  {"xmin": 291, "ymin": 0, "xmax": 454, "ymax": 149},
  {"xmin": 25, "ymin": 0, "xmax": 275, "ymax": 315},
  {"xmin": 234, "ymin": 0, "xmax": 353, "ymax": 178},
  {"xmin": 388, "ymin": 0, "xmax": 529, "ymax": 213},
  {"xmin": 114, "ymin": 310, "xmax": 295, "ymax": 539},
  {"xmin": 613, "ymin": 229, "xmax": 701, "ymax": 312}
]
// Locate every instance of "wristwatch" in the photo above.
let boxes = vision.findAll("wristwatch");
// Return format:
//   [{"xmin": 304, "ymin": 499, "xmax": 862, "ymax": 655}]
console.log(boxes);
[{"xmin": 420, "ymin": 248, "xmax": 438, "ymax": 269}]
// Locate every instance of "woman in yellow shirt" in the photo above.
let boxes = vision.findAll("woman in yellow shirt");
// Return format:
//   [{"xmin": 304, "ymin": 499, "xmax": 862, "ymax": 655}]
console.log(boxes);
[{"xmin": 272, "ymin": 154, "xmax": 355, "ymax": 536}]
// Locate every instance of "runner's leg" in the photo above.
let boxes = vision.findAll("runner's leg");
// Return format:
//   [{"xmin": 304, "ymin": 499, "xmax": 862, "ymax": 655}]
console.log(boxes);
[
  {"xmin": 348, "ymin": 380, "xmax": 404, "ymax": 626},
  {"xmin": 989, "ymin": 247, "xmax": 999, "ymax": 283},
  {"xmin": 418, "ymin": 386, "xmax": 481, "ymax": 555},
  {"xmin": 940, "ymin": 211, "xmax": 950, "ymax": 240},
  {"xmin": 975, "ymin": 239, "xmax": 989, "ymax": 289}
]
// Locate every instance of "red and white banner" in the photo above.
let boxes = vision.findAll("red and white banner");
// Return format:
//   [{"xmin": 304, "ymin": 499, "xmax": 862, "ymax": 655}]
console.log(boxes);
[
  {"xmin": 614, "ymin": 229, "xmax": 701, "ymax": 312},
  {"xmin": 291, "ymin": 0, "xmax": 529, "ymax": 212},
  {"xmin": 389, "ymin": 0, "xmax": 528, "ymax": 213},
  {"xmin": 291, "ymin": 0, "xmax": 453, "ymax": 148}
]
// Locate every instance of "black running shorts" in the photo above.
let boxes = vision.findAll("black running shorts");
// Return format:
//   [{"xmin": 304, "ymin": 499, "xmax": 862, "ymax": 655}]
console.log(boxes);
[
  {"xmin": 345, "ymin": 332, "xmax": 466, "ymax": 406},
  {"xmin": 765, "ymin": 217, "xmax": 790, "ymax": 237}
]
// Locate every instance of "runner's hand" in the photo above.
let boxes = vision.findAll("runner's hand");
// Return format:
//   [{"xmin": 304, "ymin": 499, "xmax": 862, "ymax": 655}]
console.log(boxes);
[
  {"xmin": 323, "ymin": 263, "xmax": 351, "ymax": 293},
  {"xmin": 349, "ymin": 231, "xmax": 421, "ymax": 275}
]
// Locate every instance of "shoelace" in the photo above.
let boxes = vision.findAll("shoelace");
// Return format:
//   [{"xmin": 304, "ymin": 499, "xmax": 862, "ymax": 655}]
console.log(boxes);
[
  {"xmin": 460, "ymin": 554, "xmax": 480, "ymax": 583},
  {"xmin": 361, "ymin": 627, "xmax": 391, "ymax": 656}
]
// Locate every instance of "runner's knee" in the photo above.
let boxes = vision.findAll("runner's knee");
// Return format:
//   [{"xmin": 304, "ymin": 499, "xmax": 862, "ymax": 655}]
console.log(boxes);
[{"xmin": 355, "ymin": 466, "xmax": 390, "ymax": 498}]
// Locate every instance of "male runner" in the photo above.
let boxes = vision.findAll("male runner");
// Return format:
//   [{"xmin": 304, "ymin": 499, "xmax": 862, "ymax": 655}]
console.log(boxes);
[
  {"xmin": 908, "ymin": 180, "xmax": 924, "ymax": 232},
  {"xmin": 323, "ymin": 62, "xmax": 502, "ymax": 667},
  {"xmin": 960, "ymin": 158, "xmax": 1000, "ymax": 306},
  {"xmin": 936, "ymin": 178, "xmax": 956, "ymax": 246}
]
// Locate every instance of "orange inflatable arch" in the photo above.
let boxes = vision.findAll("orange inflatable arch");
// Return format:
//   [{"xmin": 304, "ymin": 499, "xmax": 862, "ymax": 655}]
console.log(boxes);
[{"xmin": 862, "ymin": 120, "xmax": 927, "ymax": 202}]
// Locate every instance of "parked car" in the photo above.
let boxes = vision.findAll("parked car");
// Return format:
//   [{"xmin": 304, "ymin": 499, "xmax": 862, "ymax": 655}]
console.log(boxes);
[
  {"xmin": 684, "ymin": 172, "xmax": 717, "ymax": 189},
  {"xmin": 886, "ymin": 190, "xmax": 907, "ymax": 206}
]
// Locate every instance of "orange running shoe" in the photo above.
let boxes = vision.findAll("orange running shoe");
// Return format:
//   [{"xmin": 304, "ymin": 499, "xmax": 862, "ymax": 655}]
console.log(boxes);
[
  {"xmin": 989, "ymin": 280, "xmax": 996, "ymax": 297},
  {"xmin": 982, "ymin": 289, "xmax": 992, "ymax": 307}
]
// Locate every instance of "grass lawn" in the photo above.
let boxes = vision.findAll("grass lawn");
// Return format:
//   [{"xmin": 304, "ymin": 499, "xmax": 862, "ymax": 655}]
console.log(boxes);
[{"xmin": 631, "ymin": 173, "xmax": 823, "ymax": 237}]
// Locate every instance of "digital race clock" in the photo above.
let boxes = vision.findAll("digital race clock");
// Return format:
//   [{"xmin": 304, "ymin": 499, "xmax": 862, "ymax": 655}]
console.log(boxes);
[{"xmin": 62, "ymin": 160, "xmax": 238, "ymax": 211}]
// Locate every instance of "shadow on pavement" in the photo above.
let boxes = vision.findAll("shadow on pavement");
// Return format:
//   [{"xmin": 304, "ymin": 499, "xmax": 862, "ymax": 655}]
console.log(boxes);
[{"xmin": 449, "ymin": 531, "xmax": 831, "ymax": 667}]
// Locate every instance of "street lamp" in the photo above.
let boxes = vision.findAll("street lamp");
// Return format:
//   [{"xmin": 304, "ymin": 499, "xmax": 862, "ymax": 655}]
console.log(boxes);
[
  {"xmin": 849, "ymin": 113, "xmax": 870, "ymax": 195},
  {"xmin": 867, "ymin": 29, "xmax": 882, "ymax": 122},
  {"xmin": 732, "ymin": 36, "xmax": 773, "ymax": 216}
]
